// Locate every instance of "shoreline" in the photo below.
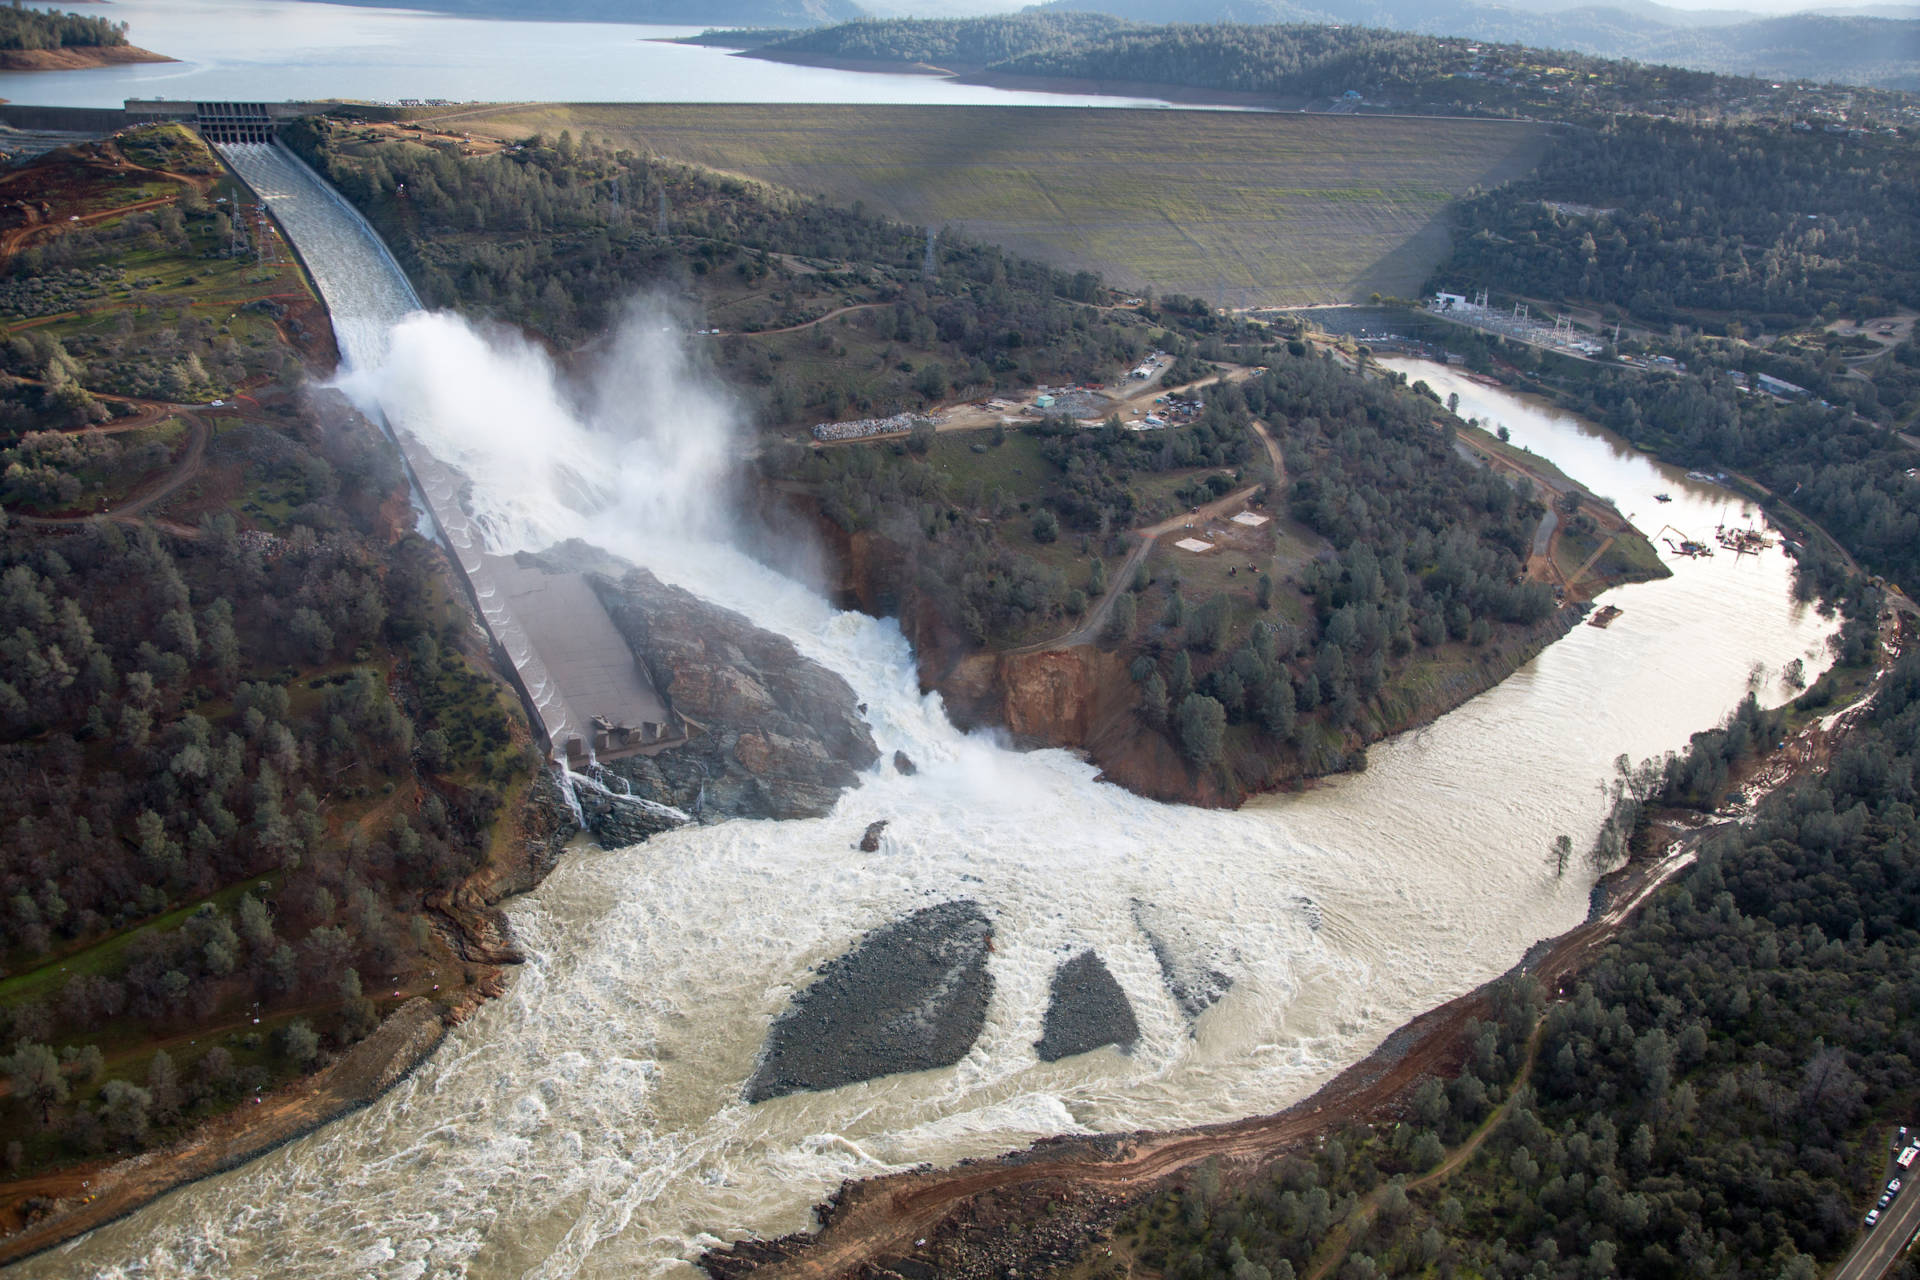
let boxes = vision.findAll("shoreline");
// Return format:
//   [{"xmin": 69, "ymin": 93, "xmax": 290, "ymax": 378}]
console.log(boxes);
[
  {"xmin": 0, "ymin": 46, "xmax": 174, "ymax": 73},
  {"xmin": 736, "ymin": 47, "xmax": 960, "ymax": 79},
  {"xmin": 0, "ymin": 1000, "xmax": 445, "ymax": 1269}
]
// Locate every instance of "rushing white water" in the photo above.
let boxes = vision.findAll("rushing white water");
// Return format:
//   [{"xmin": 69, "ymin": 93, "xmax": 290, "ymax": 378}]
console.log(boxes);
[{"xmin": 26, "ymin": 151, "xmax": 1836, "ymax": 1278}]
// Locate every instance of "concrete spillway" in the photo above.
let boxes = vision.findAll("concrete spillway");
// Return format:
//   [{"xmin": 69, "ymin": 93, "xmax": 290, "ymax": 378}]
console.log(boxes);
[{"xmin": 218, "ymin": 141, "xmax": 665, "ymax": 762}]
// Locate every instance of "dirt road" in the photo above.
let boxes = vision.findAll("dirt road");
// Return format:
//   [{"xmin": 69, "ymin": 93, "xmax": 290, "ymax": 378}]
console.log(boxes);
[
  {"xmin": 1011, "ymin": 420, "xmax": 1285, "ymax": 654},
  {"xmin": 715, "ymin": 302, "xmax": 885, "ymax": 337},
  {"xmin": 8, "ymin": 412, "xmax": 210, "ymax": 530}
]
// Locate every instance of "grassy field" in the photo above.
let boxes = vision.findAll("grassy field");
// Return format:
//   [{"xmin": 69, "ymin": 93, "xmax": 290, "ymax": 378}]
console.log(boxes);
[{"xmin": 443, "ymin": 105, "xmax": 1548, "ymax": 307}]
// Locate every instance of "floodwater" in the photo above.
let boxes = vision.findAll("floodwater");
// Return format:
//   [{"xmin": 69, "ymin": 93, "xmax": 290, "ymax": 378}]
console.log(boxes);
[
  {"xmin": 18, "ymin": 156, "xmax": 1836, "ymax": 1279},
  {"xmin": 0, "ymin": 0, "xmax": 1187, "ymax": 110}
]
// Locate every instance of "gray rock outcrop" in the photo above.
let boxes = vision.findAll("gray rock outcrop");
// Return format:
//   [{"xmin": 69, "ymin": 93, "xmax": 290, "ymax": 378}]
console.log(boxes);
[
  {"xmin": 580, "ymin": 559, "xmax": 879, "ymax": 821},
  {"xmin": 1035, "ymin": 950, "xmax": 1139, "ymax": 1063},
  {"xmin": 746, "ymin": 901, "xmax": 994, "ymax": 1103}
]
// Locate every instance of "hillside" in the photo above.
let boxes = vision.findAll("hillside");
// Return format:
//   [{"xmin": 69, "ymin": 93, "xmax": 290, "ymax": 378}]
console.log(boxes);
[
  {"xmin": 435, "ymin": 103, "xmax": 1547, "ymax": 308},
  {"xmin": 302, "ymin": 0, "xmax": 863, "ymax": 25},
  {"xmin": 1032, "ymin": 0, "xmax": 1920, "ymax": 89},
  {"xmin": 741, "ymin": 14, "xmax": 1920, "ymax": 115},
  {"xmin": 0, "ymin": 126, "xmax": 550, "ymax": 1209}
]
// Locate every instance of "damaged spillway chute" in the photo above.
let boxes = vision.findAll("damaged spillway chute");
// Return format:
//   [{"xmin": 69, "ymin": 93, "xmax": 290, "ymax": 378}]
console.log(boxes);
[
  {"xmin": 214, "ymin": 141, "xmax": 691, "ymax": 840},
  {"xmin": 560, "ymin": 760, "xmax": 693, "ymax": 843}
]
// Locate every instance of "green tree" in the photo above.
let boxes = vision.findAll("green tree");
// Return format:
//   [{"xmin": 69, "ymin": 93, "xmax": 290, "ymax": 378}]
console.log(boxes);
[
  {"xmin": 1175, "ymin": 693, "xmax": 1226, "ymax": 767},
  {"xmin": 6, "ymin": 1043, "xmax": 66, "ymax": 1125},
  {"xmin": 1548, "ymin": 833, "xmax": 1573, "ymax": 877},
  {"xmin": 99, "ymin": 1078, "xmax": 153, "ymax": 1146},
  {"xmin": 280, "ymin": 1018, "xmax": 321, "ymax": 1065}
]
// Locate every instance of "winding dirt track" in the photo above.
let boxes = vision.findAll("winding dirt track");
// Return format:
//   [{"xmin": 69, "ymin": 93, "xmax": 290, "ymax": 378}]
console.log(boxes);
[
  {"xmin": 1011, "ymin": 419, "xmax": 1285, "ymax": 654},
  {"xmin": 715, "ymin": 302, "xmax": 885, "ymax": 337},
  {"xmin": 8, "ymin": 412, "xmax": 210, "ymax": 532}
]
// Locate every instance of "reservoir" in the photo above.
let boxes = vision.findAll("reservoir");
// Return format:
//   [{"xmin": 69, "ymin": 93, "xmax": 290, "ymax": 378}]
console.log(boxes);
[
  {"xmin": 0, "ymin": 0, "xmax": 1188, "ymax": 110},
  {"xmin": 16, "ymin": 158, "xmax": 1836, "ymax": 1277}
]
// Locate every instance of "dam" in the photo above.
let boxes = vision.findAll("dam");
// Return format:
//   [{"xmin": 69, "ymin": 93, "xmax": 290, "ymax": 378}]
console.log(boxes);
[{"xmin": 218, "ymin": 140, "xmax": 675, "ymax": 766}]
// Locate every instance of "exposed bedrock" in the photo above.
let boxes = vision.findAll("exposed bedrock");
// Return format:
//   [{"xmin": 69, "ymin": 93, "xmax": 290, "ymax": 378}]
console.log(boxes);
[
  {"xmin": 1035, "ymin": 950, "xmax": 1139, "ymax": 1063},
  {"xmin": 513, "ymin": 542, "xmax": 878, "ymax": 822},
  {"xmin": 746, "ymin": 901, "xmax": 994, "ymax": 1104}
]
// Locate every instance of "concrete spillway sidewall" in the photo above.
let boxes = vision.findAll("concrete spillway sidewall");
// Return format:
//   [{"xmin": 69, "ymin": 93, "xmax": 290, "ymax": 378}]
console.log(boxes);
[{"xmin": 215, "ymin": 141, "xmax": 573, "ymax": 763}]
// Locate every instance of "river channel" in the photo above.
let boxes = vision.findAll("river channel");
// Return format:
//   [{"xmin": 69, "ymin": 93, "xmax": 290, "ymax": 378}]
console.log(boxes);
[{"xmin": 15, "ymin": 171, "xmax": 1838, "ymax": 1276}]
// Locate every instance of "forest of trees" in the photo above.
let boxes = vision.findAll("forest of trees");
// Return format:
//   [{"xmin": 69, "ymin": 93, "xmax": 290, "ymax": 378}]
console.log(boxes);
[
  {"xmin": 745, "ymin": 15, "xmax": 1911, "ymax": 121},
  {"xmin": 0, "ymin": 7, "xmax": 128, "ymax": 51},
  {"xmin": 1435, "ymin": 118, "xmax": 1920, "ymax": 329},
  {"xmin": 1109, "ymin": 643, "xmax": 1920, "ymax": 1279},
  {"xmin": 282, "ymin": 120, "xmax": 1155, "ymax": 429},
  {"xmin": 1124, "ymin": 351, "xmax": 1555, "ymax": 772},
  {"xmin": 0, "ymin": 129, "xmax": 530, "ymax": 1173},
  {"xmin": 752, "ymin": 11, "xmax": 1128, "ymax": 67},
  {"xmin": 782, "ymin": 340, "xmax": 1555, "ymax": 785}
]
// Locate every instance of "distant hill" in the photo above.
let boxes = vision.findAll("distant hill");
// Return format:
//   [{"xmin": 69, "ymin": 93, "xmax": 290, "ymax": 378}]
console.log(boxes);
[
  {"xmin": 1029, "ymin": 0, "xmax": 1920, "ymax": 88},
  {"xmin": 740, "ymin": 14, "xmax": 1920, "ymax": 120},
  {"xmin": 748, "ymin": 11, "xmax": 1128, "ymax": 66},
  {"xmin": 303, "ymin": 0, "xmax": 866, "ymax": 26}
]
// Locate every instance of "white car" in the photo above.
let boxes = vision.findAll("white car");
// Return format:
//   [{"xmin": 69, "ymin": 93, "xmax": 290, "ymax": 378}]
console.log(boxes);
[{"xmin": 1866, "ymin": 1209, "xmax": 1882, "ymax": 1227}]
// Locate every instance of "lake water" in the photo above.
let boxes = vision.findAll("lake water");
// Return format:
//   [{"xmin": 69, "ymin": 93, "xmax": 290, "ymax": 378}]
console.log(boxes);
[{"xmin": 0, "ymin": 0, "xmax": 1187, "ymax": 109}]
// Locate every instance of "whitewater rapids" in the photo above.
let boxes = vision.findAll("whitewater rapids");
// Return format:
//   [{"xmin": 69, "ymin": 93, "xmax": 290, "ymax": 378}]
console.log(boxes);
[{"xmin": 17, "ymin": 145, "xmax": 1835, "ymax": 1278}]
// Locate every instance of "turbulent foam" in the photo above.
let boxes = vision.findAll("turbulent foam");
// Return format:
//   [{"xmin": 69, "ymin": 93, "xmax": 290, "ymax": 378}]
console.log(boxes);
[{"xmin": 33, "ymin": 148, "xmax": 1842, "ymax": 1278}]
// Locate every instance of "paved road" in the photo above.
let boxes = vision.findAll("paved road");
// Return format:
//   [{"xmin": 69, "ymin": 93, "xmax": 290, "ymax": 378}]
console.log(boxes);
[{"xmin": 1832, "ymin": 1149, "xmax": 1920, "ymax": 1280}]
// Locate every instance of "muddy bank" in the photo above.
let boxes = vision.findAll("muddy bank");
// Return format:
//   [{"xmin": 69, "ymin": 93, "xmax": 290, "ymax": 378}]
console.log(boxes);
[{"xmin": 0, "ymin": 46, "xmax": 174, "ymax": 72}]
